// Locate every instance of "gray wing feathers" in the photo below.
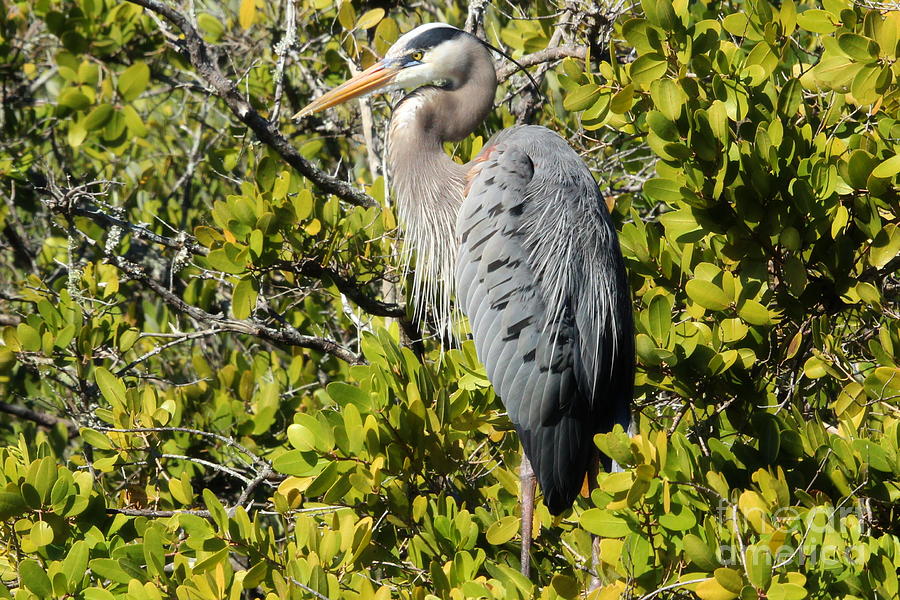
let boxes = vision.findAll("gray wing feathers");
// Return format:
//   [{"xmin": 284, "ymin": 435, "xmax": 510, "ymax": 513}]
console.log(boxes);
[{"xmin": 455, "ymin": 126, "xmax": 634, "ymax": 514}]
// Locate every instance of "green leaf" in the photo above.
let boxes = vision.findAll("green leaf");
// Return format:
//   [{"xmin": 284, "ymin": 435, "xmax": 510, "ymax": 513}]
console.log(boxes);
[
  {"xmin": 118, "ymin": 62, "xmax": 150, "ymax": 102},
  {"xmin": 68, "ymin": 120, "xmax": 87, "ymax": 147},
  {"xmin": 837, "ymin": 33, "xmax": 878, "ymax": 62},
  {"xmin": 622, "ymin": 19, "xmax": 656, "ymax": 54},
  {"xmin": 658, "ymin": 504, "xmax": 696, "ymax": 530},
  {"xmin": 272, "ymin": 450, "xmax": 320, "ymax": 476},
  {"xmin": 609, "ymin": 84, "xmax": 634, "ymax": 114},
  {"xmin": 870, "ymin": 224, "xmax": 900, "ymax": 269},
  {"xmin": 16, "ymin": 323, "xmax": 41, "ymax": 351},
  {"xmin": 737, "ymin": 299, "xmax": 770, "ymax": 326},
  {"xmin": 80, "ymin": 427, "xmax": 114, "ymax": 450},
  {"xmin": 355, "ymin": 8, "xmax": 384, "ymax": 30},
  {"xmin": 722, "ymin": 13, "xmax": 751, "ymax": 37},
  {"xmin": 287, "ymin": 423, "xmax": 317, "ymax": 451},
  {"xmin": 796, "ymin": 9, "xmax": 837, "ymax": 33},
  {"xmin": 714, "ymin": 567, "xmax": 744, "ymax": 593},
  {"xmin": 198, "ymin": 12, "xmax": 225, "ymax": 41},
  {"xmin": 581, "ymin": 92, "xmax": 612, "ymax": 129},
  {"xmin": 121, "ymin": 105, "xmax": 148, "ymax": 137},
  {"xmin": 203, "ymin": 248, "xmax": 246, "ymax": 274},
  {"xmin": 643, "ymin": 178, "xmax": 682, "ymax": 205},
  {"xmin": 694, "ymin": 578, "xmax": 738, "ymax": 600},
  {"xmin": 337, "ymin": 0, "xmax": 355, "ymax": 30},
  {"xmin": 581, "ymin": 509, "xmax": 630, "ymax": 537},
  {"xmin": 659, "ymin": 208, "xmax": 703, "ymax": 242},
  {"xmin": 766, "ymin": 582, "xmax": 807, "ymax": 600},
  {"xmin": 231, "ymin": 277, "xmax": 257, "ymax": 319},
  {"xmin": 143, "ymin": 525, "xmax": 165, "ymax": 577},
  {"xmin": 872, "ymin": 154, "xmax": 900, "ymax": 179},
  {"xmin": 851, "ymin": 64, "xmax": 880, "ymax": 104},
  {"xmin": 683, "ymin": 533, "xmax": 719, "ymax": 570},
  {"xmin": 62, "ymin": 541, "xmax": 89, "ymax": 590},
  {"xmin": 83, "ymin": 589, "xmax": 116, "ymax": 600},
  {"xmin": 845, "ymin": 150, "xmax": 878, "ymax": 189},
  {"xmin": 83, "ymin": 103, "xmax": 114, "ymax": 130},
  {"xmin": 642, "ymin": 0, "xmax": 677, "ymax": 29},
  {"xmin": 563, "ymin": 84, "xmax": 601, "ymax": 112},
  {"xmin": 630, "ymin": 53, "xmax": 668, "ymax": 85},
  {"xmin": 649, "ymin": 79, "xmax": 685, "ymax": 120},
  {"xmin": 777, "ymin": 78, "xmax": 803, "ymax": 116},
  {"xmin": 647, "ymin": 294, "xmax": 673, "ymax": 343},
  {"xmin": 485, "ymin": 515, "xmax": 519, "ymax": 545},
  {"xmin": 327, "ymin": 381, "xmax": 372, "ymax": 411},
  {"xmin": 30, "ymin": 521, "xmax": 54, "ymax": 547},
  {"xmin": 95, "ymin": 367, "xmax": 126, "ymax": 410},
  {"xmin": 550, "ymin": 574, "xmax": 580, "ymax": 599},
  {"xmin": 803, "ymin": 356, "xmax": 828, "ymax": 379},
  {"xmin": 745, "ymin": 544, "xmax": 773, "ymax": 590},
  {"xmin": 685, "ymin": 280, "xmax": 731, "ymax": 311},
  {"xmin": 19, "ymin": 559, "xmax": 52, "ymax": 597},
  {"xmin": 745, "ymin": 42, "xmax": 777, "ymax": 77},
  {"xmin": 89, "ymin": 559, "xmax": 133, "ymax": 584},
  {"xmin": 58, "ymin": 88, "xmax": 91, "ymax": 110},
  {"xmin": 0, "ymin": 491, "xmax": 26, "ymax": 520}
]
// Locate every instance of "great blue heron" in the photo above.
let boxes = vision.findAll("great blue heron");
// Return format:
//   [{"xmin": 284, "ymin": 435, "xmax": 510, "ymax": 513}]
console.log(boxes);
[{"xmin": 294, "ymin": 23, "xmax": 634, "ymax": 578}]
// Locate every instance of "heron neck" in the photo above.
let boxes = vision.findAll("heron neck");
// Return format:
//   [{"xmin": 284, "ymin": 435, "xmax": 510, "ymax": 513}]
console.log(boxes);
[{"xmin": 386, "ymin": 56, "xmax": 496, "ymax": 338}]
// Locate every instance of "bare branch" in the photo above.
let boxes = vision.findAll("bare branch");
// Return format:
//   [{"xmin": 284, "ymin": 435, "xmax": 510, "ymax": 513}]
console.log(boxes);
[
  {"xmin": 116, "ymin": 328, "xmax": 223, "ymax": 375},
  {"xmin": 274, "ymin": 259, "xmax": 406, "ymax": 319},
  {"xmin": 96, "ymin": 425, "xmax": 264, "ymax": 465},
  {"xmin": 106, "ymin": 251, "xmax": 366, "ymax": 364},
  {"xmin": 496, "ymin": 45, "xmax": 587, "ymax": 82},
  {"xmin": 107, "ymin": 507, "xmax": 211, "ymax": 517},
  {"xmin": 0, "ymin": 400, "xmax": 77, "ymax": 436}
]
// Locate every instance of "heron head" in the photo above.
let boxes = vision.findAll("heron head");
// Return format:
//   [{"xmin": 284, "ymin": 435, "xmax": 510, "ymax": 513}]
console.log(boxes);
[{"xmin": 292, "ymin": 23, "xmax": 479, "ymax": 119}]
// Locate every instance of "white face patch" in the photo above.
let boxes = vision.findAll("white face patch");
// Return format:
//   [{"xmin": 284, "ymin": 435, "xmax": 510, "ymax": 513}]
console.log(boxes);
[{"xmin": 383, "ymin": 26, "xmax": 469, "ymax": 93}]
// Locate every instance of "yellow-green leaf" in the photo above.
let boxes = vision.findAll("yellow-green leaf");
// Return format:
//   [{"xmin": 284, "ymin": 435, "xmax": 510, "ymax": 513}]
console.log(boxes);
[
  {"xmin": 239, "ymin": 0, "xmax": 256, "ymax": 29},
  {"xmin": 19, "ymin": 560, "xmax": 52, "ymax": 597},
  {"xmin": 485, "ymin": 515, "xmax": 519, "ymax": 545},
  {"xmin": 356, "ymin": 8, "xmax": 384, "ymax": 30},
  {"xmin": 685, "ymin": 279, "xmax": 731, "ymax": 311},
  {"xmin": 872, "ymin": 154, "xmax": 900, "ymax": 179},
  {"xmin": 95, "ymin": 366, "xmax": 126, "ymax": 409},
  {"xmin": 581, "ymin": 508, "xmax": 630, "ymax": 537},
  {"xmin": 118, "ymin": 62, "xmax": 150, "ymax": 102},
  {"xmin": 630, "ymin": 53, "xmax": 668, "ymax": 85}
]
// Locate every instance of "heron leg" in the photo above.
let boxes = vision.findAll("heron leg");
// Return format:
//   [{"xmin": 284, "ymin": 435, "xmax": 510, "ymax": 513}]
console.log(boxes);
[
  {"xmin": 519, "ymin": 452, "xmax": 536, "ymax": 578},
  {"xmin": 588, "ymin": 453, "xmax": 602, "ymax": 590}
]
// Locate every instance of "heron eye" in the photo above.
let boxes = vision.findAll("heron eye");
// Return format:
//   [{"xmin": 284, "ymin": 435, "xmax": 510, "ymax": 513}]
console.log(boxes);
[{"xmin": 410, "ymin": 51, "xmax": 424, "ymax": 61}]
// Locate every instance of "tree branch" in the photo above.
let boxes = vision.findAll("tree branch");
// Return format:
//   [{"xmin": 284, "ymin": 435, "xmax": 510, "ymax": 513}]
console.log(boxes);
[
  {"xmin": 0, "ymin": 400, "xmax": 77, "ymax": 436},
  {"xmin": 275, "ymin": 259, "xmax": 406, "ymax": 319},
  {"xmin": 126, "ymin": 0, "xmax": 377, "ymax": 209},
  {"xmin": 496, "ymin": 45, "xmax": 587, "ymax": 83},
  {"xmin": 107, "ymin": 251, "xmax": 366, "ymax": 364}
]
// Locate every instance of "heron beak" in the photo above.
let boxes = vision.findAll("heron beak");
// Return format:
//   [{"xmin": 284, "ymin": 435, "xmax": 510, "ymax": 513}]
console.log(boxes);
[{"xmin": 292, "ymin": 60, "xmax": 401, "ymax": 119}]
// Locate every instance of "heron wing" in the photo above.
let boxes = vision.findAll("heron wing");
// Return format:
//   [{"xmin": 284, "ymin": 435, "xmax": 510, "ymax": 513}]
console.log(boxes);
[{"xmin": 455, "ymin": 126, "xmax": 633, "ymax": 514}]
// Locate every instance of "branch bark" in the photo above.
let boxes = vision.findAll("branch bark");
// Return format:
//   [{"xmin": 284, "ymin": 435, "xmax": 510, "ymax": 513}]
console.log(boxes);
[
  {"xmin": 126, "ymin": 0, "xmax": 377, "ymax": 209},
  {"xmin": 0, "ymin": 400, "xmax": 77, "ymax": 436}
]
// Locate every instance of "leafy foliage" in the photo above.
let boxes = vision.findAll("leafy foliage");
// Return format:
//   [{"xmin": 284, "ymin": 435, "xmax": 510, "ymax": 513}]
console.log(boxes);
[{"xmin": 1, "ymin": 0, "xmax": 898, "ymax": 599}]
